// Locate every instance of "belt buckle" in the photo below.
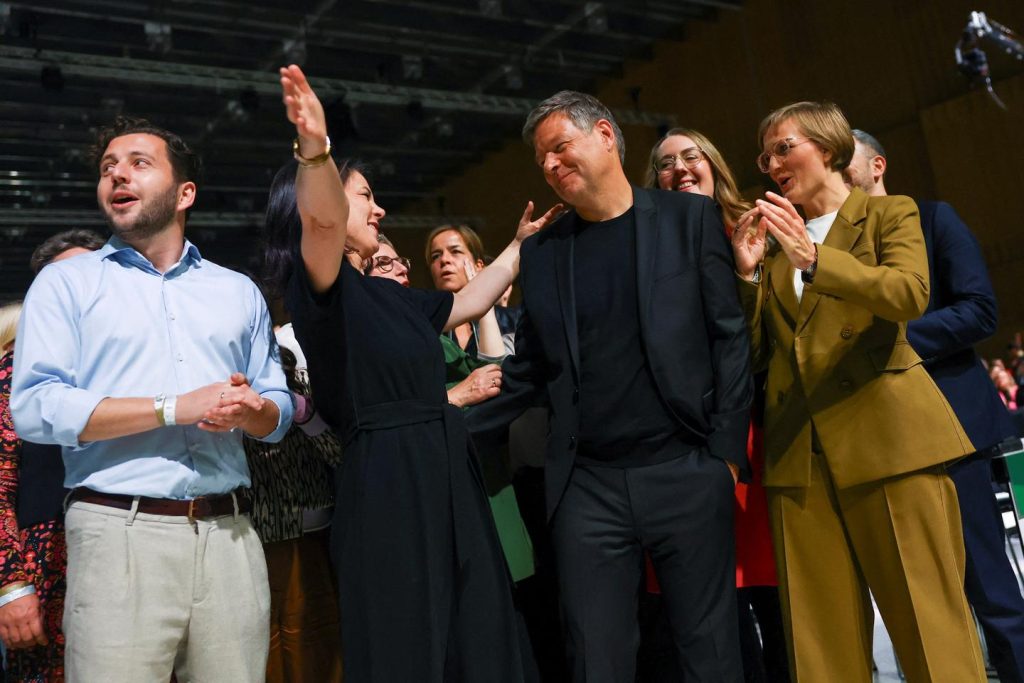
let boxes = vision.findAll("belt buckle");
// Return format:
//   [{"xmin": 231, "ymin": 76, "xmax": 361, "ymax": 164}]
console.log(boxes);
[{"xmin": 187, "ymin": 498, "xmax": 200, "ymax": 534}]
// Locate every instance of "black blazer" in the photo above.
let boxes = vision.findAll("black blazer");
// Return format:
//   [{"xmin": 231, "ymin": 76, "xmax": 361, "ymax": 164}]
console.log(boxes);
[
  {"xmin": 467, "ymin": 187, "xmax": 753, "ymax": 519},
  {"xmin": 906, "ymin": 200, "xmax": 1017, "ymax": 451}
]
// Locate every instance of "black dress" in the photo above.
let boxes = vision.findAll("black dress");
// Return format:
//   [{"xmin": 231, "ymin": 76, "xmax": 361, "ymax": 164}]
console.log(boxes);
[{"xmin": 287, "ymin": 259, "xmax": 526, "ymax": 683}]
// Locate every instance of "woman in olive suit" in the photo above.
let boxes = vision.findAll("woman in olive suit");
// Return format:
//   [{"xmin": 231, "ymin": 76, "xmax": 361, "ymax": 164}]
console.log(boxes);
[{"xmin": 731, "ymin": 101, "xmax": 985, "ymax": 683}]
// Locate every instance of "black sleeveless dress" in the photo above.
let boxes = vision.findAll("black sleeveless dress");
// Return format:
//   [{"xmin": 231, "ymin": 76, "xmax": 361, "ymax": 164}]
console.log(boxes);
[{"xmin": 286, "ymin": 259, "xmax": 526, "ymax": 682}]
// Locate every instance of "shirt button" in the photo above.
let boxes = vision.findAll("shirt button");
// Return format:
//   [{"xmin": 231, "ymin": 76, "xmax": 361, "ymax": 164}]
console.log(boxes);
[
  {"xmin": 170, "ymin": 313, "xmax": 176, "ymax": 320},
  {"xmin": 568, "ymin": 435, "xmax": 577, "ymax": 449},
  {"xmin": 177, "ymin": 354, "xmax": 184, "ymax": 362},
  {"xmin": 840, "ymin": 326, "xmax": 853, "ymax": 339}
]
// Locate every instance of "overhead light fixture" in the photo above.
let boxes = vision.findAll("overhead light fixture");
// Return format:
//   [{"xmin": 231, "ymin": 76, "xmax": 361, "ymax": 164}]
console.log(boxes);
[
  {"xmin": 144, "ymin": 22, "xmax": 172, "ymax": 53},
  {"xmin": 585, "ymin": 2, "xmax": 607, "ymax": 33},
  {"xmin": 226, "ymin": 99, "xmax": 248, "ymax": 123},
  {"xmin": 503, "ymin": 64, "xmax": 522, "ymax": 90},
  {"xmin": 479, "ymin": 0, "xmax": 501, "ymax": 18},
  {"xmin": 402, "ymin": 55, "xmax": 423, "ymax": 80},
  {"xmin": 283, "ymin": 38, "xmax": 306, "ymax": 65}
]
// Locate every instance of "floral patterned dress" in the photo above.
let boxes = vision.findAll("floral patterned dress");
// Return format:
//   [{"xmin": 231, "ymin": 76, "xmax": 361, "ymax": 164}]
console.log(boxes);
[{"xmin": 0, "ymin": 350, "xmax": 67, "ymax": 682}]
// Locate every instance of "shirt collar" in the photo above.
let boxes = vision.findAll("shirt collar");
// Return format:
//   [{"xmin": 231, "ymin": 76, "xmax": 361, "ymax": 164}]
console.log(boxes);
[{"xmin": 102, "ymin": 235, "xmax": 203, "ymax": 275}]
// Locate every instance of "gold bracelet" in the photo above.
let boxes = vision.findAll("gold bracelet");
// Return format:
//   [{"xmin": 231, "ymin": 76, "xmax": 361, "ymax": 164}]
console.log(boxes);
[
  {"xmin": 292, "ymin": 136, "xmax": 332, "ymax": 167},
  {"xmin": 154, "ymin": 393, "xmax": 167, "ymax": 427},
  {"xmin": 0, "ymin": 581, "xmax": 29, "ymax": 598}
]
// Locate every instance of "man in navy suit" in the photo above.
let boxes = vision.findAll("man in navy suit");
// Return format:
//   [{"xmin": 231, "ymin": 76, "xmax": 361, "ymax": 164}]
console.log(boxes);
[
  {"xmin": 467, "ymin": 91, "xmax": 752, "ymax": 682},
  {"xmin": 847, "ymin": 129, "xmax": 1024, "ymax": 682}
]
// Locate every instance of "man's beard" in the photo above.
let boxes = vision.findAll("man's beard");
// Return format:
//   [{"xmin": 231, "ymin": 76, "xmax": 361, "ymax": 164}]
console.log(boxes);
[{"xmin": 102, "ymin": 184, "xmax": 179, "ymax": 241}]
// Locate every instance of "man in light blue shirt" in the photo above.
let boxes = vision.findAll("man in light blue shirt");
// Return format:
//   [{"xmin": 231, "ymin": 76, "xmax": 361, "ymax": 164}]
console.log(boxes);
[{"xmin": 11, "ymin": 117, "xmax": 293, "ymax": 682}]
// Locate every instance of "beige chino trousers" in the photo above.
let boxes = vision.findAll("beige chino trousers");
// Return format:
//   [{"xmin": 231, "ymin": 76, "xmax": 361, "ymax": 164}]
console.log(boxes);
[{"xmin": 63, "ymin": 500, "xmax": 271, "ymax": 683}]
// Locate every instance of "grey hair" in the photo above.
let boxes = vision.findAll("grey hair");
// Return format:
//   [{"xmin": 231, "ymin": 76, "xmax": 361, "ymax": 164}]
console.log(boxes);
[
  {"xmin": 851, "ymin": 129, "xmax": 886, "ymax": 159},
  {"xmin": 522, "ymin": 90, "xmax": 625, "ymax": 164}
]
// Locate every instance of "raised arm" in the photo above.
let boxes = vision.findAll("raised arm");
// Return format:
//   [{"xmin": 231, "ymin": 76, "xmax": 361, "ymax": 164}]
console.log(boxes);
[
  {"xmin": 447, "ymin": 201, "xmax": 561, "ymax": 331},
  {"xmin": 280, "ymin": 64, "xmax": 349, "ymax": 295}
]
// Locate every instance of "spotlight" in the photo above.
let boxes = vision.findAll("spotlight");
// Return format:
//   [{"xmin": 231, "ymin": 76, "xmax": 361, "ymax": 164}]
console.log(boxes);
[
  {"xmin": 226, "ymin": 99, "xmax": 248, "ymax": 123},
  {"xmin": 503, "ymin": 64, "xmax": 522, "ymax": 90},
  {"xmin": 144, "ymin": 22, "xmax": 172, "ymax": 54},
  {"xmin": 585, "ymin": 2, "xmax": 607, "ymax": 33},
  {"xmin": 479, "ymin": 0, "xmax": 501, "ymax": 18},
  {"xmin": 402, "ymin": 55, "xmax": 423, "ymax": 80},
  {"xmin": 283, "ymin": 38, "xmax": 306, "ymax": 65}
]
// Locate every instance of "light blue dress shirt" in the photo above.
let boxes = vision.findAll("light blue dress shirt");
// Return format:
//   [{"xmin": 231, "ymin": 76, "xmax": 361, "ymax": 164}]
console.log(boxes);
[{"xmin": 11, "ymin": 236, "xmax": 294, "ymax": 499}]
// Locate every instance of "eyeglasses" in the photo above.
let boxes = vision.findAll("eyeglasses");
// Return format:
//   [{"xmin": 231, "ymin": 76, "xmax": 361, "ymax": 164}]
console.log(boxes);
[
  {"xmin": 372, "ymin": 255, "xmax": 411, "ymax": 273},
  {"xmin": 654, "ymin": 147, "xmax": 705, "ymax": 174},
  {"xmin": 757, "ymin": 137, "xmax": 812, "ymax": 173}
]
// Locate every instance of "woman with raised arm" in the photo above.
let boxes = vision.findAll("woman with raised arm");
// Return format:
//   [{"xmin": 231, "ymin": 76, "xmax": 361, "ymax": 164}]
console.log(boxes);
[{"xmin": 271, "ymin": 64, "xmax": 559, "ymax": 683}]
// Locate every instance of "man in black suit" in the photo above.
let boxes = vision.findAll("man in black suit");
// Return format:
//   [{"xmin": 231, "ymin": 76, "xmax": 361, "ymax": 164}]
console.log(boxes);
[
  {"xmin": 467, "ymin": 91, "xmax": 752, "ymax": 682},
  {"xmin": 847, "ymin": 130, "xmax": 1024, "ymax": 683}
]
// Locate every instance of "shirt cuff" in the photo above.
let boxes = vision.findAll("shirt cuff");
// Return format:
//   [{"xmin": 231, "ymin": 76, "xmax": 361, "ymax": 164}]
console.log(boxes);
[
  {"xmin": 52, "ymin": 387, "xmax": 108, "ymax": 448},
  {"xmin": 257, "ymin": 390, "xmax": 295, "ymax": 443}
]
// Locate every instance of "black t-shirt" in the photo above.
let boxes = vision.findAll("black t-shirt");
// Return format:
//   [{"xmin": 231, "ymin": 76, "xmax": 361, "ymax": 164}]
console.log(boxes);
[{"xmin": 572, "ymin": 207, "xmax": 683, "ymax": 465}]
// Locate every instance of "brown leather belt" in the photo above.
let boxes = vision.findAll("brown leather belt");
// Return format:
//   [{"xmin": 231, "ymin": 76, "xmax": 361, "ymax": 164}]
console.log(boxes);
[{"xmin": 69, "ymin": 487, "xmax": 250, "ymax": 519}]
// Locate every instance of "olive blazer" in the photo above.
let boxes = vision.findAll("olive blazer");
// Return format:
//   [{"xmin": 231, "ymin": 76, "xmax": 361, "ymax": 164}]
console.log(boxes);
[{"xmin": 738, "ymin": 188, "xmax": 974, "ymax": 489}]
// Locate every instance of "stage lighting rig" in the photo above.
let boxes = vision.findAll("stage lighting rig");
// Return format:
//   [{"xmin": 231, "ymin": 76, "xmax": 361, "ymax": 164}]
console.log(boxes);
[{"xmin": 955, "ymin": 11, "xmax": 1023, "ymax": 109}]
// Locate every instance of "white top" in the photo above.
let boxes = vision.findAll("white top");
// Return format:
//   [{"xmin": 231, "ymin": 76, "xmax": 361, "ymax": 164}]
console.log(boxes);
[{"xmin": 794, "ymin": 209, "xmax": 838, "ymax": 302}]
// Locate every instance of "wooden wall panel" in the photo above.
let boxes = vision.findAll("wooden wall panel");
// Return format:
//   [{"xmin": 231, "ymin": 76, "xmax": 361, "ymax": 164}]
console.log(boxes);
[
  {"xmin": 399, "ymin": 0, "xmax": 1024, "ymax": 326},
  {"xmin": 919, "ymin": 73, "xmax": 1024, "ymax": 358}
]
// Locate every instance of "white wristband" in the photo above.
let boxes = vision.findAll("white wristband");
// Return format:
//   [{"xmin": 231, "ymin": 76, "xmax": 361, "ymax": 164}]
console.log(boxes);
[
  {"xmin": 163, "ymin": 395, "xmax": 177, "ymax": 427},
  {"xmin": 0, "ymin": 584, "xmax": 36, "ymax": 608}
]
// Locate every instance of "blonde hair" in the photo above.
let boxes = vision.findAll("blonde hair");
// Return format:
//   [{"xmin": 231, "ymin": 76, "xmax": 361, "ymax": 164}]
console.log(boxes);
[
  {"xmin": 0, "ymin": 301, "xmax": 23, "ymax": 351},
  {"xmin": 644, "ymin": 127, "xmax": 752, "ymax": 228},
  {"xmin": 757, "ymin": 101, "xmax": 854, "ymax": 172}
]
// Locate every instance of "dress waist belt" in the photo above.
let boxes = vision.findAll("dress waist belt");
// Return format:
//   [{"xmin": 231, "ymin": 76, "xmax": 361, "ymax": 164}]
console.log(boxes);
[
  {"xmin": 343, "ymin": 399, "xmax": 488, "ymax": 572},
  {"xmin": 341, "ymin": 399, "xmax": 444, "ymax": 445}
]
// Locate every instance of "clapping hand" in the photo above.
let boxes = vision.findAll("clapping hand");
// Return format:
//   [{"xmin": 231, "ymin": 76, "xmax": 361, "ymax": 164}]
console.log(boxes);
[
  {"xmin": 755, "ymin": 192, "xmax": 816, "ymax": 270},
  {"xmin": 731, "ymin": 206, "xmax": 769, "ymax": 280}
]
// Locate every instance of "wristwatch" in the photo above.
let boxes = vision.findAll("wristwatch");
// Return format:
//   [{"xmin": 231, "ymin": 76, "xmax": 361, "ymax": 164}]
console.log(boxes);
[{"xmin": 801, "ymin": 244, "xmax": 819, "ymax": 284}]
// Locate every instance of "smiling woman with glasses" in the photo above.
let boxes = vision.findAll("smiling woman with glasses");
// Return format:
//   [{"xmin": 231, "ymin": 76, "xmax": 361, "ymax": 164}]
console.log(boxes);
[
  {"xmin": 731, "ymin": 100, "xmax": 987, "ymax": 682},
  {"xmin": 642, "ymin": 127, "xmax": 787, "ymax": 683},
  {"xmin": 644, "ymin": 127, "xmax": 751, "ymax": 232}
]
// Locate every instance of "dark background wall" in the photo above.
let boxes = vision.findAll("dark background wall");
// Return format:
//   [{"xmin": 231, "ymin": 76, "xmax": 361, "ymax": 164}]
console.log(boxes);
[{"xmin": 394, "ymin": 0, "xmax": 1024, "ymax": 360}]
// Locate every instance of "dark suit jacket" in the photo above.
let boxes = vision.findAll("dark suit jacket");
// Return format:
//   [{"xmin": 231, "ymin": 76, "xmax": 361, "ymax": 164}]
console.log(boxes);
[
  {"xmin": 906, "ymin": 200, "xmax": 1018, "ymax": 450},
  {"xmin": 467, "ymin": 187, "xmax": 753, "ymax": 519}
]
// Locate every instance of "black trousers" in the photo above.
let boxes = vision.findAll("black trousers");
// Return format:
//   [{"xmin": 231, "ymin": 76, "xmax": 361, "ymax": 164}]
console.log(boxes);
[
  {"xmin": 551, "ymin": 450, "xmax": 742, "ymax": 683},
  {"xmin": 950, "ymin": 456, "xmax": 1024, "ymax": 683}
]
